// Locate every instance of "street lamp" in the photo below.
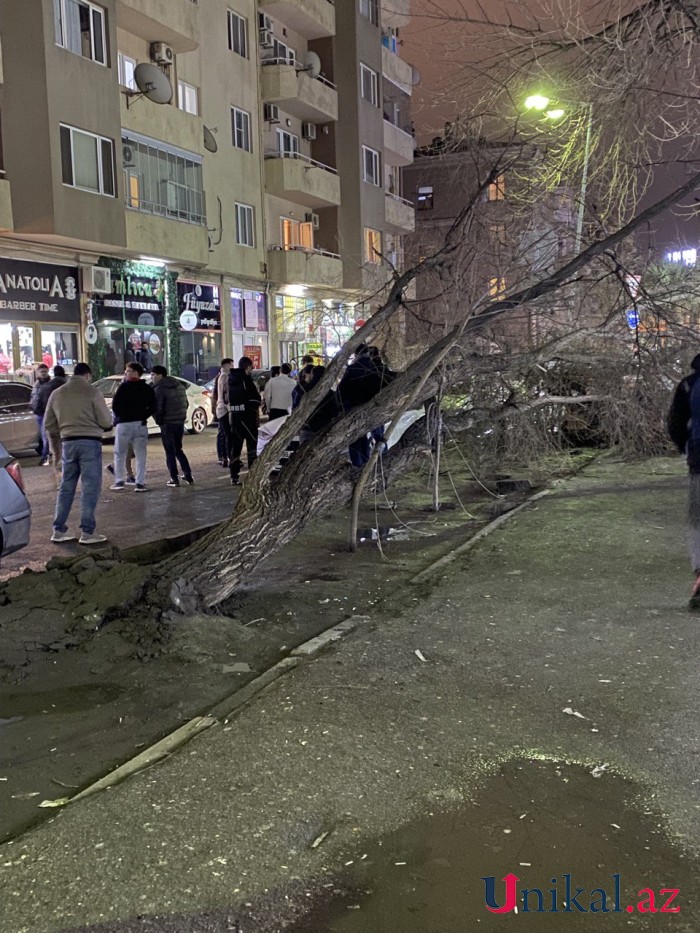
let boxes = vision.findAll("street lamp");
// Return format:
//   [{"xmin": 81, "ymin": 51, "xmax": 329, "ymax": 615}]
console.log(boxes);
[{"xmin": 524, "ymin": 94, "xmax": 593, "ymax": 253}]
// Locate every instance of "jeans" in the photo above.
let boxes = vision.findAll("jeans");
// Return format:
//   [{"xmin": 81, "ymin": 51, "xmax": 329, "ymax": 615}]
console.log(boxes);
[
  {"xmin": 229, "ymin": 411, "xmax": 258, "ymax": 479},
  {"xmin": 348, "ymin": 432, "xmax": 371, "ymax": 466},
  {"xmin": 160, "ymin": 422, "xmax": 192, "ymax": 481},
  {"xmin": 53, "ymin": 439, "xmax": 102, "ymax": 535},
  {"xmin": 36, "ymin": 415, "xmax": 49, "ymax": 459},
  {"xmin": 216, "ymin": 415, "xmax": 231, "ymax": 462},
  {"xmin": 114, "ymin": 422, "xmax": 148, "ymax": 484}
]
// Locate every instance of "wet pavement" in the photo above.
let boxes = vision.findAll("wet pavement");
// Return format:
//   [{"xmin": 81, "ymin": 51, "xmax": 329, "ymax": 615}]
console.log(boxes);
[{"xmin": 0, "ymin": 457, "xmax": 698, "ymax": 932}]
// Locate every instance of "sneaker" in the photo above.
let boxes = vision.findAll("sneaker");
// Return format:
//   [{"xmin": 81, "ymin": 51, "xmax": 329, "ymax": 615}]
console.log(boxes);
[
  {"xmin": 230, "ymin": 477, "xmax": 240, "ymax": 486},
  {"xmin": 110, "ymin": 481, "xmax": 125, "ymax": 490},
  {"xmin": 79, "ymin": 532, "xmax": 108, "ymax": 545},
  {"xmin": 51, "ymin": 529, "xmax": 77, "ymax": 543},
  {"xmin": 219, "ymin": 459, "xmax": 229, "ymax": 468},
  {"xmin": 106, "ymin": 463, "xmax": 115, "ymax": 475},
  {"xmin": 181, "ymin": 476, "xmax": 194, "ymax": 485},
  {"xmin": 40, "ymin": 458, "xmax": 51, "ymax": 467},
  {"xmin": 166, "ymin": 479, "xmax": 180, "ymax": 487},
  {"xmin": 134, "ymin": 483, "xmax": 149, "ymax": 493},
  {"xmin": 125, "ymin": 476, "xmax": 136, "ymax": 485}
]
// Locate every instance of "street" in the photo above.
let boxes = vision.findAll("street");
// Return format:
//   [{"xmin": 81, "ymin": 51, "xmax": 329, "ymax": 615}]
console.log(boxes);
[{"xmin": 0, "ymin": 456, "xmax": 698, "ymax": 931}]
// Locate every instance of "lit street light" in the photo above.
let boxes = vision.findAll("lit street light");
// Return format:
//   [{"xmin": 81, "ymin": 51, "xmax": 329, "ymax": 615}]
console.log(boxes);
[{"xmin": 524, "ymin": 94, "xmax": 593, "ymax": 253}]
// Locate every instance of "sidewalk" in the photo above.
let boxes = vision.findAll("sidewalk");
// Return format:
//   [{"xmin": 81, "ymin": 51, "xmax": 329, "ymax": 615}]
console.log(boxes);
[{"xmin": 1, "ymin": 457, "xmax": 698, "ymax": 932}]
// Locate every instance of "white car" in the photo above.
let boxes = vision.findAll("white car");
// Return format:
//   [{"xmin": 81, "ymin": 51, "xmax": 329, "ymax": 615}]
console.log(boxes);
[
  {"xmin": 93, "ymin": 375, "xmax": 213, "ymax": 437},
  {"xmin": 0, "ymin": 440, "xmax": 31, "ymax": 557}
]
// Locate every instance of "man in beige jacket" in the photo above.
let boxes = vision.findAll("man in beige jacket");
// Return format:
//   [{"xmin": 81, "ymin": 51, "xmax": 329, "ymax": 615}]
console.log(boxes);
[{"xmin": 43, "ymin": 362, "xmax": 113, "ymax": 545}]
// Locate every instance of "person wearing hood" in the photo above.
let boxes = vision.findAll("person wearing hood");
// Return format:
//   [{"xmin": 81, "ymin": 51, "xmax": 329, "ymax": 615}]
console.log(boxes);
[
  {"xmin": 227, "ymin": 356, "xmax": 261, "ymax": 485},
  {"xmin": 669, "ymin": 352, "xmax": 700, "ymax": 609},
  {"xmin": 152, "ymin": 365, "xmax": 194, "ymax": 488}
]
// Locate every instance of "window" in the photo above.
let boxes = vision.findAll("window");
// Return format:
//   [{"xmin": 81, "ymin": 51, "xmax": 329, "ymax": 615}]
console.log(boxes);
[
  {"xmin": 117, "ymin": 52, "xmax": 136, "ymax": 90},
  {"xmin": 277, "ymin": 129, "xmax": 299, "ymax": 157},
  {"xmin": 272, "ymin": 39, "xmax": 295, "ymax": 64},
  {"xmin": 227, "ymin": 10, "xmax": 248, "ymax": 58},
  {"xmin": 54, "ymin": 0, "xmax": 107, "ymax": 65},
  {"xmin": 487, "ymin": 174, "xmax": 506, "ymax": 201},
  {"xmin": 60, "ymin": 125, "xmax": 115, "ymax": 196},
  {"xmin": 177, "ymin": 81, "xmax": 199, "ymax": 115},
  {"xmin": 121, "ymin": 132, "xmax": 205, "ymax": 225},
  {"xmin": 362, "ymin": 146, "xmax": 380, "ymax": 186},
  {"xmin": 235, "ymin": 203, "xmax": 255, "ymax": 247},
  {"xmin": 231, "ymin": 107, "xmax": 252, "ymax": 152},
  {"xmin": 490, "ymin": 223, "xmax": 507, "ymax": 245},
  {"xmin": 281, "ymin": 217, "xmax": 313, "ymax": 250},
  {"xmin": 416, "ymin": 185, "xmax": 434, "ymax": 210},
  {"xmin": 360, "ymin": 64, "xmax": 378, "ymax": 106},
  {"xmin": 359, "ymin": 0, "xmax": 378, "ymax": 26},
  {"xmin": 364, "ymin": 227, "xmax": 381, "ymax": 264},
  {"xmin": 489, "ymin": 276, "xmax": 506, "ymax": 298}
]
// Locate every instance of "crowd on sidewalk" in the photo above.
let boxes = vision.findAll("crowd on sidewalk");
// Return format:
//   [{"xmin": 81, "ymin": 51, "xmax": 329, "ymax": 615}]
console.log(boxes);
[{"xmin": 34, "ymin": 344, "xmax": 395, "ymax": 546}]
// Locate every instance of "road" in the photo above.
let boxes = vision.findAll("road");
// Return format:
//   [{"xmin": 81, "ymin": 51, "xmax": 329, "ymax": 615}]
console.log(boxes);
[{"xmin": 0, "ymin": 456, "xmax": 697, "ymax": 932}]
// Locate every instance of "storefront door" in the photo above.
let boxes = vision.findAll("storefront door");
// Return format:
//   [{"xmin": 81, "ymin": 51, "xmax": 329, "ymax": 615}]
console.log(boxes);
[{"xmin": 0, "ymin": 322, "xmax": 79, "ymax": 380}]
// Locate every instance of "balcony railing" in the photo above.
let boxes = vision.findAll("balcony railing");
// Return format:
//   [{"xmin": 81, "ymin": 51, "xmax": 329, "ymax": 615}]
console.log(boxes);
[
  {"xmin": 268, "ymin": 244, "xmax": 341, "ymax": 260},
  {"xmin": 265, "ymin": 150, "xmax": 338, "ymax": 174},
  {"xmin": 385, "ymin": 190, "xmax": 413, "ymax": 207},
  {"xmin": 124, "ymin": 194, "xmax": 206, "ymax": 227},
  {"xmin": 262, "ymin": 57, "xmax": 336, "ymax": 90}
]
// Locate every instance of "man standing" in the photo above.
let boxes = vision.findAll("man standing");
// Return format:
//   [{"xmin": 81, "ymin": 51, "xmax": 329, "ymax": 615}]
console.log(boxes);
[
  {"xmin": 136, "ymin": 340, "xmax": 154, "ymax": 373},
  {"xmin": 43, "ymin": 362, "xmax": 112, "ymax": 545},
  {"xmin": 30, "ymin": 363, "xmax": 52, "ymax": 465},
  {"xmin": 111, "ymin": 362, "xmax": 156, "ymax": 493},
  {"xmin": 264, "ymin": 362, "xmax": 297, "ymax": 420},
  {"xmin": 152, "ymin": 365, "xmax": 194, "ymax": 488},
  {"xmin": 38, "ymin": 365, "xmax": 68, "ymax": 482},
  {"xmin": 211, "ymin": 358, "xmax": 233, "ymax": 467},
  {"xmin": 669, "ymin": 352, "xmax": 700, "ymax": 609},
  {"xmin": 228, "ymin": 356, "xmax": 261, "ymax": 485}
]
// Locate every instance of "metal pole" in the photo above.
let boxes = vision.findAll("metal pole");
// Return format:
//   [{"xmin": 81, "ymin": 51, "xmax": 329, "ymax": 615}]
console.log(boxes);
[{"xmin": 575, "ymin": 103, "xmax": 593, "ymax": 253}]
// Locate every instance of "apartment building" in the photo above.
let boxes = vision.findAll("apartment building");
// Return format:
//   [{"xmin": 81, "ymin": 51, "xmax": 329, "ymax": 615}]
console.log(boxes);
[{"xmin": 0, "ymin": 0, "xmax": 415, "ymax": 380}]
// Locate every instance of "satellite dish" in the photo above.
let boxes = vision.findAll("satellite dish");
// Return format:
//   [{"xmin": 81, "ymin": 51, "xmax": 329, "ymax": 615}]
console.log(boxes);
[
  {"xmin": 302, "ymin": 50, "xmax": 321, "ymax": 78},
  {"xmin": 203, "ymin": 126, "xmax": 218, "ymax": 153},
  {"xmin": 411, "ymin": 65, "xmax": 422, "ymax": 87},
  {"xmin": 133, "ymin": 62, "xmax": 173, "ymax": 105}
]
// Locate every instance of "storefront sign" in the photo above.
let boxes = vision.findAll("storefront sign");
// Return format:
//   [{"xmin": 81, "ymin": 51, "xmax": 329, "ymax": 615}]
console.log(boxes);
[
  {"xmin": 0, "ymin": 259, "xmax": 80, "ymax": 322},
  {"xmin": 95, "ymin": 272, "xmax": 165, "ymax": 325},
  {"xmin": 177, "ymin": 283, "xmax": 221, "ymax": 330},
  {"xmin": 243, "ymin": 345, "xmax": 262, "ymax": 369},
  {"xmin": 180, "ymin": 310, "xmax": 197, "ymax": 331}
]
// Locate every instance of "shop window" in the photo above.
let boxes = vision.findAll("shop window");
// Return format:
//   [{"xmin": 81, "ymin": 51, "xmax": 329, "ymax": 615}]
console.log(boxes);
[
  {"xmin": 364, "ymin": 227, "xmax": 382, "ymax": 264},
  {"xmin": 416, "ymin": 185, "xmax": 434, "ymax": 210},
  {"xmin": 231, "ymin": 107, "xmax": 252, "ymax": 152},
  {"xmin": 227, "ymin": 10, "xmax": 248, "ymax": 58},
  {"xmin": 54, "ymin": 0, "xmax": 107, "ymax": 65},
  {"xmin": 41, "ymin": 330, "xmax": 79, "ymax": 374},
  {"xmin": 362, "ymin": 146, "xmax": 380, "ymax": 186},
  {"xmin": 235, "ymin": 202, "xmax": 255, "ymax": 247},
  {"xmin": 360, "ymin": 64, "xmax": 378, "ymax": 106},
  {"xmin": 117, "ymin": 52, "xmax": 136, "ymax": 90},
  {"xmin": 60, "ymin": 125, "xmax": 115, "ymax": 197},
  {"xmin": 178, "ymin": 81, "xmax": 199, "ymax": 116},
  {"xmin": 487, "ymin": 174, "xmax": 506, "ymax": 201}
]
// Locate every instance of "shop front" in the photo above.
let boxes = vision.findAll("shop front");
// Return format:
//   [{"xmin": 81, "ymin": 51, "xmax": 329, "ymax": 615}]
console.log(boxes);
[
  {"xmin": 274, "ymin": 294, "xmax": 358, "ymax": 364},
  {"xmin": 177, "ymin": 282, "xmax": 222, "ymax": 384},
  {"xmin": 91, "ymin": 265, "xmax": 167, "ymax": 375},
  {"xmin": 231, "ymin": 288, "xmax": 269, "ymax": 369},
  {"xmin": 0, "ymin": 258, "xmax": 81, "ymax": 380}
]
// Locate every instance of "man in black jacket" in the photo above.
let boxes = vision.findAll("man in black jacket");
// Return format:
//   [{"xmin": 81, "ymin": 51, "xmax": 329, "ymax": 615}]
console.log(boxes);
[
  {"xmin": 337, "ymin": 345, "xmax": 395, "ymax": 465},
  {"xmin": 228, "ymin": 356, "xmax": 261, "ymax": 485},
  {"xmin": 668, "ymin": 352, "xmax": 700, "ymax": 608},
  {"xmin": 110, "ymin": 362, "xmax": 156, "ymax": 492},
  {"xmin": 38, "ymin": 365, "xmax": 68, "ymax": 478},
  {"xmin": 152, "ymin": 365, "xmax": 194, "ymax": 488}
]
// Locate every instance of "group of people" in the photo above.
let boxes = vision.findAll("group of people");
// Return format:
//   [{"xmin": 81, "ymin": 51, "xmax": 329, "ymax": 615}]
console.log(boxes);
[{"xmin": 39, "ymin": 361, "xmax": 194, "ymax": 545}]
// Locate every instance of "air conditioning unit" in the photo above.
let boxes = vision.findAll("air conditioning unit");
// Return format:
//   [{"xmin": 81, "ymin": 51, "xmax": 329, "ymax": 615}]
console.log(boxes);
[
  {"xmin": 258, "ymin": 13, "xmax": 273, "ymax": 32},
  {"xmin": 264, "ymin": 102, "xmax": 280, "ymax": 123},
  {"xmin": 150, "ymin": 42, "xmax": 174, "ymax": 65},
  {"xmin": 81, "ymin": 265, "xmax": 112, "ymax": 294},
  {"xmin": 302, "ymin": 121, "xmax": 317, "ymax": 141},
  {"xmin": 122, "ymin": 144, "xmax": 134, "ymax": 166},
  {"xmin": 259, "ymin": 28, "xmax": 274, "ymax": 48},
  {"xmin": 305, "ymin": 212, "xmax": 320, "ymax": 229}
]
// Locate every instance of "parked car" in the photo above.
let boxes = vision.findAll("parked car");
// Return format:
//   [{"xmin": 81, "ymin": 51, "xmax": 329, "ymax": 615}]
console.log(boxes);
[
  {"xmin": 0, "ymin": 381, "xmax": 40, "ymax": 454},
  {"xmin": 93, "ymin": 375, "xmax": 213, "ymax": 437},
  {"xmin": 0, "ymin": 440, "xmax": 31, "ymax": 557}
]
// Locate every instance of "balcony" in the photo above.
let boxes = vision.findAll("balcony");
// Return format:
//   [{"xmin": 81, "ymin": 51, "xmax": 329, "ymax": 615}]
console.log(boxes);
[
  {"xmin": 384, "ymin": 191, "xmax": 414, "ymax": 233},
  {"xmin": 260, "ymin": 0, "xmax": 335, "ymax": 38},
  {"xmin": 264, "ymin": 153, "xmax": 341, "ymax": 208},
  {"xmin": 267, "ymin": 246, "xmax": 343, "ymax": 289},
  {"xmin": 381, "ymin": 46, "xmax": 414, "ymax": 89},
  {"xmin": 261, "ymin": 62, "xmax": 338, "ymax": 123},
  {"xmin": 383, "ymin": 119, "xmax": 414, "ymax": 166},
  {"xmin": 0, "ymin": 176, "xmax": 13, "ymax": 232},
  {"xmin": 116, "ymin": 0, "xmax": 199, "ymax": 53}
]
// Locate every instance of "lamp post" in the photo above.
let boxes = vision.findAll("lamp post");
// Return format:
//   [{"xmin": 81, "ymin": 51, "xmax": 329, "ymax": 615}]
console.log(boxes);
[{"xmin": 524, "ymin": 95, "xmax": 593, "ymax": 253}]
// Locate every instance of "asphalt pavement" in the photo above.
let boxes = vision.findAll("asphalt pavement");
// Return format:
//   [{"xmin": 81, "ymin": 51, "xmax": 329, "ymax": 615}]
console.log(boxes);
[{"xmin": 1, "ymin": 456, "xmax": 699, "ymax": 932}]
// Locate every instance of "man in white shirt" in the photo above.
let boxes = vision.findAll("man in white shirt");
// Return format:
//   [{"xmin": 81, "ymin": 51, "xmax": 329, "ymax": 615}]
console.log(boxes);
[{"xmin": 264, "ymin": 363, "xmax": 296, "ymax": 420}]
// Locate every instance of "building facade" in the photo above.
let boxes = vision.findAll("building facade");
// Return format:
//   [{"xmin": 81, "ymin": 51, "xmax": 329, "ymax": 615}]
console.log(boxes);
[{"xmin": 0, "ymin": 0, "xmax": 415, "ymax": 382}]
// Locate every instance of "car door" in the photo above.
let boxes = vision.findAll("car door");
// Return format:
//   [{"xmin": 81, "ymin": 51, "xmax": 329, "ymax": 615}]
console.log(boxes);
[
  {"xmin": 0, "ymin": 384, "xmax": 17, "ymax": 450},
  {"xmin": 5, "ymin": 383, "xmax": 37, "ymax": 451}
]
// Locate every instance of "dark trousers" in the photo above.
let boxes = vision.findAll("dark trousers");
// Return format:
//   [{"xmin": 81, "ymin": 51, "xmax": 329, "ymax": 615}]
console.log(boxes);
[
  {"xmin": 268, "ymin": 408, "xmax": 288, "ymax": 421},
  {"xmin": 216, "ymin": 415, "xmax": 231, "ymax": 462},
  {"xmin": 161, "ymin": 423, "xmax": 192, "ymax": 481},
  {"xmin": 229, "ymin": 411, "xmax": 258, "ymax": 479}
]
